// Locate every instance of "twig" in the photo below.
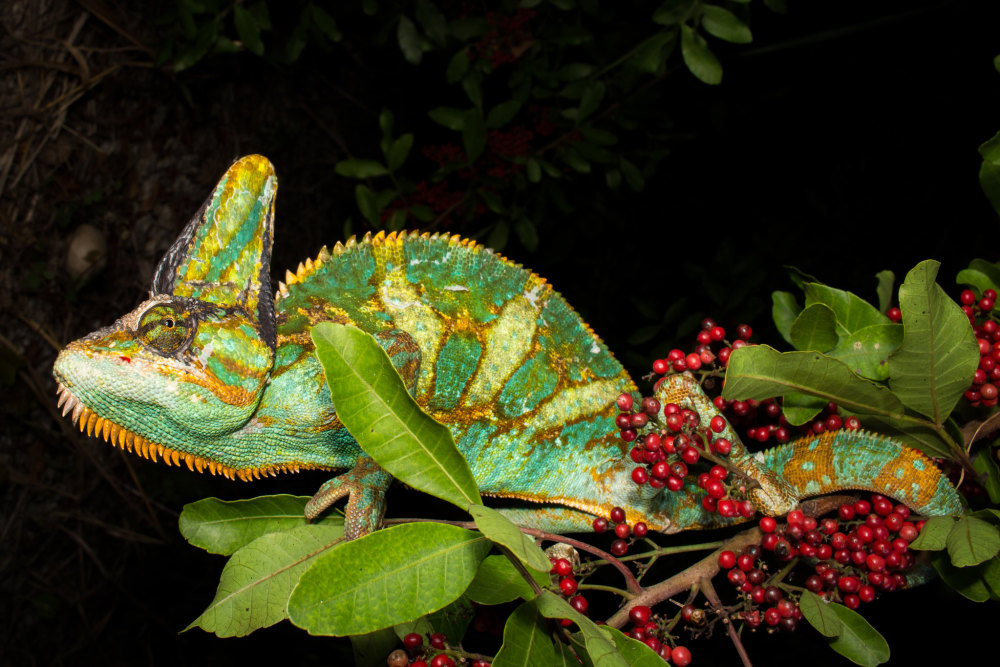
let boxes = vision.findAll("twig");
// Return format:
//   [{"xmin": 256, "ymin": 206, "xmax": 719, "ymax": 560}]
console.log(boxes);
[{"xmin": 699, "ymin": 576, "xmax": 753, "ymax": 667}]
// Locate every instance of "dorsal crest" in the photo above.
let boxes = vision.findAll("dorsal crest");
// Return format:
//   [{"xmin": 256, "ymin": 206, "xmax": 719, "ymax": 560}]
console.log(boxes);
[{"xmin": 152, "ymin": 155, "xmax": 277, "ymax": 348}]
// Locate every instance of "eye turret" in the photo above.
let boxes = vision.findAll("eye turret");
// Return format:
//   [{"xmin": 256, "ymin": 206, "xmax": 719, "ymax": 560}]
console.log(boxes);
[{"xmin": 138, "ymin": 304, "xmax": 194, "ymax": 355}]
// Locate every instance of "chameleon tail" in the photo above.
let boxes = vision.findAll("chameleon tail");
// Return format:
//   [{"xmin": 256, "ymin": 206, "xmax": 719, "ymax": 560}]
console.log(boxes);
[{"xmin": 755, "ymin": 429, "xmax": 963, "ymax": 517}]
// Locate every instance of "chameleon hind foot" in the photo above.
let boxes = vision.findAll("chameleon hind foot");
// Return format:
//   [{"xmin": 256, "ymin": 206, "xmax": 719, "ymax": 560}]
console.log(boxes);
[{"xmin": 305, "ymin": 456, "xmax": 392, "ymax": 540}]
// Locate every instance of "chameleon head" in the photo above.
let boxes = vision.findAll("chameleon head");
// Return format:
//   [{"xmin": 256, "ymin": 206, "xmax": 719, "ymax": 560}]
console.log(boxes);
[{"xmin": 52, "ymin": 155, "xmax": 279, "ymax": 476}]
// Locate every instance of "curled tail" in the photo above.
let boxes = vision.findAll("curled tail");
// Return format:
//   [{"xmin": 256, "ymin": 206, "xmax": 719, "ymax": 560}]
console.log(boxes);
[{"xmin": 756, "ymin": 429, "xmax": 962, "ymax": 517}]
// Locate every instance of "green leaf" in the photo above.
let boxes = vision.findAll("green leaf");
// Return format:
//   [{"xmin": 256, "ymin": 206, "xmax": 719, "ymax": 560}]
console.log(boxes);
[
  {"xmin": 514, "ymin": 218, "xmax": 539, "ymax": 252},
  {"xmin": 463, "ymin": 72, "xmax": 483, "ymax": 108},
  {"xmin": 465, "ymin": 555, "xmax": 545, "ymax": 605},
  {"xmin": 772, "ymin": 290, "xmax": 801, "ymax": 345},
  {"xmin": 956, "ymin": 268, "xmax": 999, "ymax": 296},
  {"xmin": 311, "ymin": 323, "xmax": 482, "ymax": 509},
  {"xmin": 779, "ymin": 392, "xmax": 828, "ymax": 426},
  {"xmin": 526, "ymin": 158, "xmax": 542, "ymax": 183},
  {"xmin": 799, "ymin": 591, "xmax": 890, "ymax": 666},
  {"xmin": 336, "ymin": 158, "xmax": 389, "ymax": 179},
  {"xmin": 946, "ymin": 516, "xmax": 1000, "ymax": 567},
  {"xmin": 468, "ymin": 505, "xmax": 550, "ymax": 572},
  {"xmin": 909, "ymin": 515, "xmax": 957, "ymax": 551},
  {"xmin": 875, "ymin": 270, "xmax": 895, "ymax": 313},
  {"xmin": 233, "ymin": 5, "xmax": 264, "ymax": 56},
  {"xmin": 978, "ymin": 131, "xmax": 1000, "ymax": 216},
  {"xmin": 179, "ymin": 494, "xmax": 340, "ymax": 555},
  {"xmin": 188, "ymin": 523, "xmax": 345, "ymax": 636},
  {"xmin": 310, "ymin": 5, "xmax": 341, "ymax": 41},
  {"xmin": 462, "ymin": 109, "xmax": 486, "ymax": 161},
  {"xmin": 604, "ymin": 627, "xmax": 669, "ymax": 665},
  {"xmin": 428, "ymin": 106, "xmax": 467, "ymax": 131},
  {"xmin": 415, "ymin": 0, "xmax": 447, "ymax": 46},
  {"xmin": 351, "ymin": 628, "xmax": 400, "ymax": 667},
  {"xmin": 932, "ymin": 552, "xmax": 992, "ymax": 601},
  {"xmin": 619, "ymin": 157, "xmax": 644, "ymax": 190},
  {"xmin": 826, "ymin": 323, "xmax": 903, "ymax": 381},
  {"xmin": 385, "ymin": 134, "xmax": 414, "ymax": 172},
  {"xmin": 630, "ymin": 31, "xmax": 676, "ymax": 74},
  {"xmin": 701, "ymin": 5, "xmax": 752, "ymax": 43},
  {"xmin": 789, "ymin": 303, "xmax": 839, "ymax": 352},
  {"xmin": 983, "ymin": 556, "xmax": 1000, "ymax": 597},
  {"xmin": 486, "ymin": 100, "xmax": 522, "ymax": 129},
  {"xmin": 354, "ymin": 184, "xmax": 379, "ymax": 225},
  {"xmin": 888, "ymin": 260, "xmax": 979, "ymax": 424},
  {"xmin": 534, "ymin": 591, "xmax": 628, "ymax": 666},
  {"xmin": 288, "ymin": 523, "xmax": 490, "ymax": 636},
  {"xmin": 397, "ymin": 15, "xmax": 422, "ymax": 64},
  {"xmin": 393, "ymin": 595, "xmax": 475, "ymax": 645},
  {"xmin": 556, "ymin": 63, "xmax": 594, "ymax": 80},
  {"xmin": 803, "ymin": 283, "xmax": 888, "ymax": 336},
  {"xmin": 722, "ymin": 346, "xmax": 906, "ymax": 421},
  {"xmin": 446, "ymin": 47, "xmax": 471, "ymax": 83},
  {"xmin": 968, "ymin": 258, "xmax": 1000, "ymax": 291},
  {"xmin": 578, "ymin": 81, "xmax": 606, "ymax": 120},
  {"xmin": 492, "ymin": 602, "xmax": 575, "ymax": 667},
  {"xmin": 680, "ymin": 24, "xmax": 722, "ymax": 85},
  {"xmin": 973, "ymin": 448, "xmax": 1000, "ymax": 504}
]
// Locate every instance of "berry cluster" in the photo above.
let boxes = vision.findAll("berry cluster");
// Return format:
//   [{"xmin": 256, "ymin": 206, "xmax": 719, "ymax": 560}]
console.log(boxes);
[
  {"xmin": 960, "ymin": 288, "xmax": 1000, "ymax": 408},
  {"xmin": 615, "ymin": 390, "xmax": 755, "ymax": 521},
  {"xmin": 709, "ymin": 494, "xmax": 924, "ymax": 635},
  {"xmin": 392, "ymin": 632, "xmax": 490, "ymax": 667},
  {"xmin": 623, "ymin": 604, "xmax": 692, "ymax": 664},
  {"xmin": 591, "ymin": 505, "xmax": 649, "ymax": 556},
  {"xmin": 471, "ymin": 9, "xmax": 536, "ymax": 68},
  {"xmin": 550, "ymin": 556, "xmax": 590, "ymax": 621}
]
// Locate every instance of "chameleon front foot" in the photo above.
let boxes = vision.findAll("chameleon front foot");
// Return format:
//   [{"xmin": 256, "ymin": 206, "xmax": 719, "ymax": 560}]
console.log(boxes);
[{"xmin": 305, "ymin": 456, "xmax": 392, "ymax": 540}]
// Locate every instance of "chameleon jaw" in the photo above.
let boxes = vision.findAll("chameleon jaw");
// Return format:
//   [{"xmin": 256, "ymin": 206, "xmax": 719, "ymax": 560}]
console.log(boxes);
[{"xmin": 54, "ymin": 383, "xmax": 317, "ymax": 481}]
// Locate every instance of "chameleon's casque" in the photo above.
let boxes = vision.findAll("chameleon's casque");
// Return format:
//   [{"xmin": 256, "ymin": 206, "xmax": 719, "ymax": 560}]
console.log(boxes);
[{"xmin": 53, "ymin": 155, "xmax": 962, "ymax": 539}]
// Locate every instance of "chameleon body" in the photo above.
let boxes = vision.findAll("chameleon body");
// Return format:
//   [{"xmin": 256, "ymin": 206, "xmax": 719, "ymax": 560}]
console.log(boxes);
[{"xmin": 52, "ymin": 156, "xmax": 961, "ymax": 539}]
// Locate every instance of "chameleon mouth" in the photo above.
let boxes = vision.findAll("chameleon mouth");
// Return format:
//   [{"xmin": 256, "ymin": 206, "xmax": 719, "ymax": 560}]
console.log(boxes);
[{"xmin": 55, "ymin": 383, "xmax": 321, "ymax": 481}]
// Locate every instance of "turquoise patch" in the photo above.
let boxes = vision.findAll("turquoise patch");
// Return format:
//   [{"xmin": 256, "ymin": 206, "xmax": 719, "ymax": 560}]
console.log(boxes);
[
  {"xmin": 496, "ymin": 357, "xmax": 558, "ymax": 420},
  {"xmin": 429, "ymin": 331, "xmax": 481, "ymax": 411}
]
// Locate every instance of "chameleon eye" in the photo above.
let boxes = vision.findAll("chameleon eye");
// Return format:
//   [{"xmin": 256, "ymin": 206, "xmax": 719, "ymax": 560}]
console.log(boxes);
[{"xmin": 138, "ymin": 305, "xmax": 193, "ymax": 355}]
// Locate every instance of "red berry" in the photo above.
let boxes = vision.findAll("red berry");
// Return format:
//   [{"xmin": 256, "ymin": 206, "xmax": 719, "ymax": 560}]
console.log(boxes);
[
  {"xmin": 787, "ymin": 510, "xmax": 805, "ymax": 526},
  {"xmin": 430, "ymin": 656, "xmax": 455, "ymax": 667},
  {"xmin": 713, "ymin": 438, "xmax": 732, "ymax": 455},
  {"xmin": 629, "ymin": 605, "xmax": 651, "ymax": 626},
  {"xmin": 652, "ymin": 359, "xmax": 669, "ymax": 374},
  {"xmin": 429, "ymin": 632, "xmax": 447, "ymax": 649},
  {"xmin": 887, "ymin": 307, "xmax": 901, "ymax": 322},
  {"xmin": 710, "ymin": 325, "xmax": 726, "ymax": 341},
  {"xmin": 559, "ymin": 577, "xmax": 578, "ymax": 595},
  {"xmin": 631, "ymin": 467, "xmax": 648, "ymax": 485},
  {"xmin": 593, "ymin": 516, "xmax": 609, "ymax": 533},
  {"xmin": 672, "ymin": 645, "xmax": 692, "ymax": 666},
  {"xmin": 961, "ymin": 289, "xmax": 976, "ymax": 305},
  {"xmin": 610, "ymin": 507, "xmax": 626, "ymax": 523},
  {"xmin": 403, "ymin": 632, "xmax": 423, "ymax": 650},
  {"xmin": 615, "ymin": 522, "xmax": 631, "ymax": 539},
  {"xmin": 552, "ymin": 558, "xmax": 573, "ymax": 576},
  {"xmin": 685, "ymin": 353, "xmax": 702, "ymax": 370},
  {"xmin": 759, "ymin": 516, "xmax": 777, "ymax": 533},
  {"xmin": 570, "ymin": 595, "xmax": 588, "ymax": 614},
  {"xmin": 838, "ymin": 575, "xmax": 860, "ymax": 593},
  {"xmin": 718, "ymin": 550, "xmax": 737, "ymax": 569},
  {"xmin": 737, "ymin": 323, "xmax": 752, "ymax": 340},
  {"xmin": 611, "ymin": 539, "xmax": 628, "ymax": 556},
  {"xmin": 710, "ymin": 415, "xmax": 727, "ymax": 433},
  {"xmin": 633, "ymin": 522, "xmax": 649, "ymax": 538}
]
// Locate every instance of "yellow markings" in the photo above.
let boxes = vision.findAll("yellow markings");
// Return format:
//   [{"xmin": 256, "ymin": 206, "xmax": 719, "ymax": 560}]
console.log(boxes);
[
  {"xmin": 380, "ymin": 271, "xmax": 443, "ymax": 396},
  {"xmin": 871, "ymin": 447, "xmax": 941, "ymax": 508},
  {"xmin": 463, "ymin": 294, "xmax": 539, "ymax": 406},
  {"xmin": 529, "ymin": 379, "xmax": 623, "ymax": 433}
]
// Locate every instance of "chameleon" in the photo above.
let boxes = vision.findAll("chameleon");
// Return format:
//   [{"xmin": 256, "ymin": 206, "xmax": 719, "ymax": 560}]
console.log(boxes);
[{"xmin": 52, "ymin": 155, "xmax": 962, "ymax": 540}]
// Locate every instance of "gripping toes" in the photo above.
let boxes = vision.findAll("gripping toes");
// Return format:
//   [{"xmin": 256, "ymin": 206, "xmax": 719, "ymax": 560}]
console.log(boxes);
[{"xmin": 305, "ymin": 456, "xmax": 392, "ymax": 540}]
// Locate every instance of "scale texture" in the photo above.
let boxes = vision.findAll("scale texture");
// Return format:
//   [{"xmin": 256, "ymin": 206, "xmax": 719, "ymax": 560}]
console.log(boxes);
[{"xmin": 52, "ymin": 155, "xmax": 962, "ymax": 537}]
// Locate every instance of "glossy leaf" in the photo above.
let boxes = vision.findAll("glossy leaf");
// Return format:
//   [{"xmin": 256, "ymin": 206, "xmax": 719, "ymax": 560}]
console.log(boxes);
[
  {"xmin": 946, "ymin": 516, "xmax": 1000, "ymax": 567},
  {"xmin": 973, "ymin": 449, "xmax": 1000, "ymax": 503},
  {"xmin": 446, "ymin": 47, "xmax": 470, "ymax": 83},
  {"xmin": 188, "ymin": 523, "xmax": 345, "ymax": 637},
  {"xmin": 630, "ymin": 31, "xmax": 676, "ymax": 74},
  {"xmin": 799, "ymin": 591, "xmax": 890, "ymax": 666},
  {"xmin": 779, "ymin": 391, "xmax": 827, "ymax": 426},
  {"xmin": 465, "ymin": 555, "xmax": 546, "ymax": 605},
  {"xmin": 469, "ymin": 505, "xmax": 550, "ymax": 572},
  {"xmin": 789, "ymin": 303, "xmax": 839, "ymax": 352},
  {"xmin": 493, "ymin": 602, "xmax": 576, "ymax": 667},
  {"xmin": 486, "ymin": 100, "xmax": 522, "ymax": 129},
  {"xmin": 428, "ymin": 106, "xmax": 467, "ymax": 131},
  {"xmin": 888, "ymin": 260, "xmax": 979, "ymax": 424},
  {"xmin": 311, "ymin": 323, "xmax": 482, "ymax": 510},
  {"xmin": 932, "ymin": 552, "xmax": 992, "ymax": 602},
  {"xmin": 701, "ymin": 5, "xmax": 752, "ymax": 43},
  {"xmin": 826, "ymin": 323, "xmax": 902, "ymax": 381},
  {"xmin": 288, "ymin": 523, "xmax": 490, "ymax": 636},
  {"xmin": 680, "ymin": 25, "xmax": 722, "ymax": 85},
  {"xmin": 180, "ymin": 494, "xmax": 340, "ymax": 555}
]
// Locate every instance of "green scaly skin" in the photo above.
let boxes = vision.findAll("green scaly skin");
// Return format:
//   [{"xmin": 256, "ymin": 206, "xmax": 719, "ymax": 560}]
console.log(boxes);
[{"xmin": 52, "ymin": 156, "xmax": 962, "ymax": 540}]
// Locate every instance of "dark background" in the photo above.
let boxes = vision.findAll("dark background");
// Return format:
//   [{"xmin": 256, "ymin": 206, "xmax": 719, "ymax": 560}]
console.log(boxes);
[{"xmin": 1, "ymin": 1, "xmax": 998, "ymax": 665}]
